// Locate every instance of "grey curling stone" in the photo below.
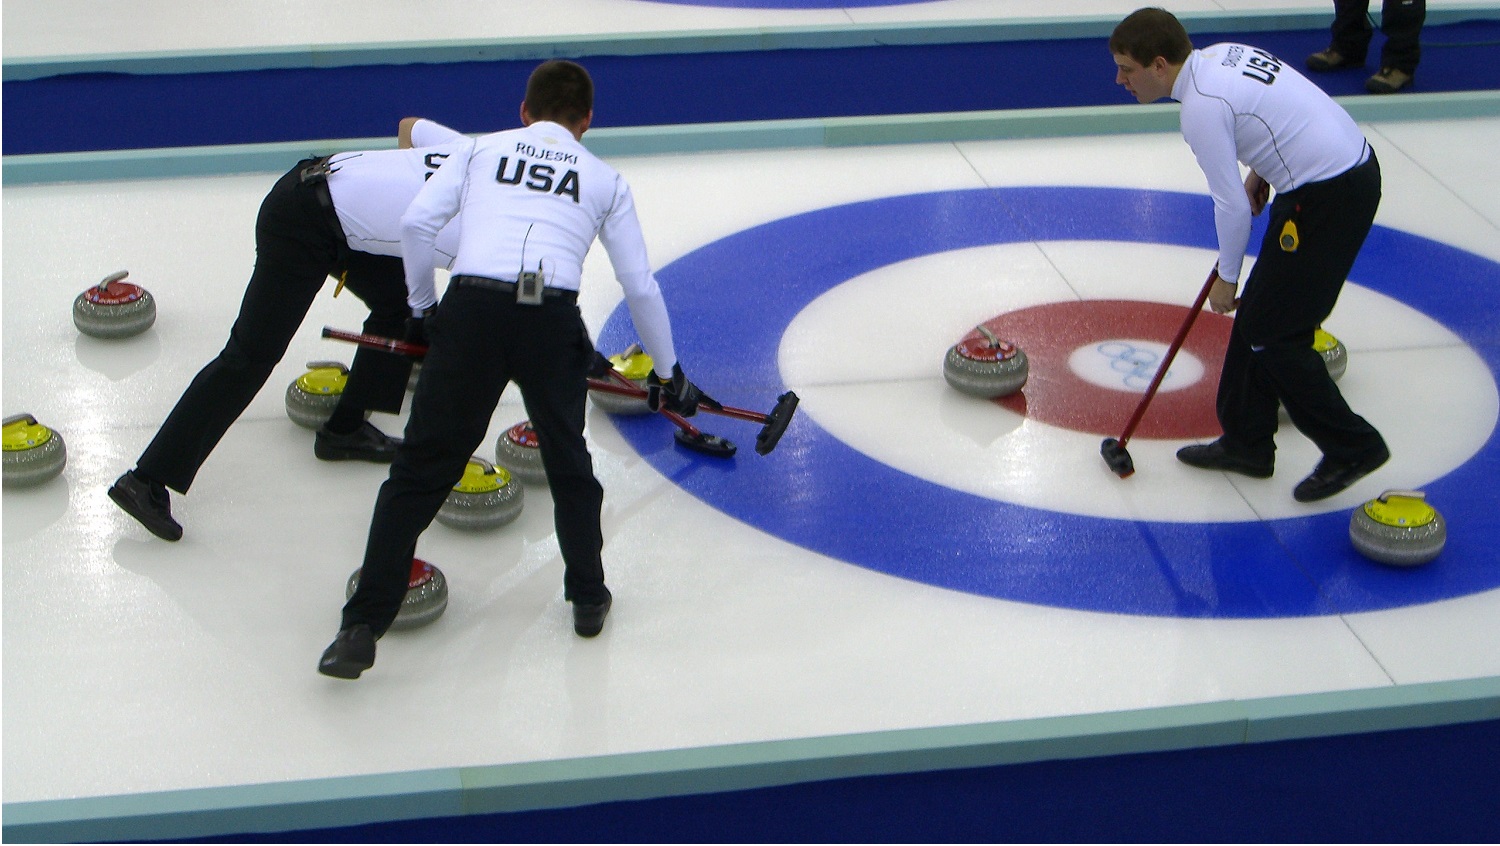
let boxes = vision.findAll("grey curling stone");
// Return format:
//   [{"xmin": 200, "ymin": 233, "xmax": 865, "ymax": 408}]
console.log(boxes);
[
  {"xmin": 944, "ymin": 325, "xmax": 1029, "ymax": 398},
  {"xmin": 1315, "ymin": 328, "xmax": 1347, "ymax": 382},
  {"xmin": 285, "ymin": 361, "xmax": 368, "ymax": 430},
  {"xmin": 346, "ymin": 558, "xmax": 448, "ymax": 630},
  {"xmin": 1350, "ymin": 490, "xmax": 1446, "ymax": 567},
  {"xmin": 496, "ymin": 420, "xmax": 548, "ymax": 485},
  {"xmin": 436, "ymin": 457, "xmax": 525, "ymax": 530},
  {"xmin": 2, "ymin": 413, "xmax": 67, "ymax": 487},
  {"xmin": 589, "ymin": 344, "xmax": 653, "ymax": 415},
  {"xmin": 73, "ymin": 270, "xmax": 157, "ymax": 339}
]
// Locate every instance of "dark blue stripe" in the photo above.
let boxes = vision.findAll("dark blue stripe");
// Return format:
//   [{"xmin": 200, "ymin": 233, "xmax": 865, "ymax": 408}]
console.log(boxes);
[
  {"xmin": 7, "ymin": 21, "xmax": 1500, "ymax": 156},
  {"xmin": 165, "ymin": 719, "xmax": 1500, "ymax": 843}
]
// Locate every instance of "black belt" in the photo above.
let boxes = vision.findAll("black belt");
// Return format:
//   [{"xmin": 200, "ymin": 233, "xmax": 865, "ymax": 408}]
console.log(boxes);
[
  {"xmin": 1287, "ymin": 144, "xmax": 1376, "ymax": 196},
  {"xmin": 452, "ymin": 275, "xmax": 578, "ymax": 303}
]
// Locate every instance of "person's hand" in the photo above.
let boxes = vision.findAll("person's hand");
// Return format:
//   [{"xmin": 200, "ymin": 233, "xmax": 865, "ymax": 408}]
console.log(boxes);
[
  {"xmin": 1208, "ymin": 278, "xmax": 1239, "ymax": 315},
  {"xmin": 587, "ymin": 350, "xmax": 614, "ymax": 379},
  {"xmin": 646, "ymin": 363, "xmax": 705, "ymax": 416},
  {"xmin": 404, "ymin": 305, "xmax": 436, "ymax": 356},
  {"xmin": 1245, "ymin": 171, "xmax": 1270, "ymax": 216}
]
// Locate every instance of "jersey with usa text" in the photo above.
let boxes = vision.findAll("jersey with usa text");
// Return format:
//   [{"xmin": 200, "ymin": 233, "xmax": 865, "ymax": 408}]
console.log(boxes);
[
  {"xmin": 400, "ymin": 119, "xmax": 678, "ymax": 371},
  {"xmin": 325, "ymin": 124, "xmax": 467, "ymax": 267},
  {"xmin": 1173, "ymin": 43, "xmax": 1369, "ymax": 285}
]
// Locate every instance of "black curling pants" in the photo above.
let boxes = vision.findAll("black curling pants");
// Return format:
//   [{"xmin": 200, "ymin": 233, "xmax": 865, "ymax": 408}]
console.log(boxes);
[
  {"xmin": 1216, "ymin": 149, "xmax": 1386, "ymax": 467},
  {"xmin": 1330, "ymin": 0, "xmax": 1425, "ymax": 73},
  {"xmin": 136, "ymin": 159, "xmax": 411, "ymax": 494},
  {"xmin": 340, "ymin": 279, "xmax": 608, "ymax": 637}
]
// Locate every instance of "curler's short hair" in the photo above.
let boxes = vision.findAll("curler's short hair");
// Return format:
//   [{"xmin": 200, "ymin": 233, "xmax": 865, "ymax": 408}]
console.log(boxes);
[
  {"xmin": 524, "ymin": 60, "xmax": 594, "ymax": 126},
  {"xmin": 1109, "ymin": 8, "xmax": 1193, "ymax": 67}
]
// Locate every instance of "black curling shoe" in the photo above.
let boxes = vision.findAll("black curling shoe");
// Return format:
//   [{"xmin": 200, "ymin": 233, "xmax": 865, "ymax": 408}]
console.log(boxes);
[
  {"xmin": 318, "ymin": 625, "xmax": 376, "ymax": 679},
  {"xmin": 314, "ymin": 421, "xmax": 401, "ymax": 462},
  {"xmin": 108, "ymin": 471, "xmax": 183, "ymax": 541},
  {"xmin": 1293, "ymin": 444, "xmax": 1390, "ymax": 502},
  {"xmin": 572, "ymin": 596, "xmax": 612, "ymax": 638},
  {"xmin": 1175, "ymin": 441, "xmax": 1274, "ymax": 479}
]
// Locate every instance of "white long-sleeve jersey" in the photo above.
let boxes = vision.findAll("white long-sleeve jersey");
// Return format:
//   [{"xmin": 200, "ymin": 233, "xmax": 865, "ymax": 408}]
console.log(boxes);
[
  {"xmin": 400, "ymin": 120, "xmax": 678, "ymax": 372},
  {"xmin": 324, "ymin": 119, "xmax": 468, "ymax": 271},
  {"xmin": 1173, "ymin": 43, "xmax": 1369, "ymax": 285}
]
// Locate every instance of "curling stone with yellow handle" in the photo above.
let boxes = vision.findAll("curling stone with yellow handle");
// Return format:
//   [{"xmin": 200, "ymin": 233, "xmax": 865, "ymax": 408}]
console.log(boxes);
[
  {"xmin": 590, "ymin": 344, "xmax": 655, "ymax": 415},
  {"xmin": 436, "ymin": 457, "xmax": 525, "ymax": 530},
  {"xmin": 1350, "ymin": 490, "xmax": 1446, "ymax": 567},
  {"xmin": 3, "ymin": 413, "xmax": 67, "ymax": 487},
  {"xmin": 285, "ymin": 361, "xmax": 369, "ymax": 430}
]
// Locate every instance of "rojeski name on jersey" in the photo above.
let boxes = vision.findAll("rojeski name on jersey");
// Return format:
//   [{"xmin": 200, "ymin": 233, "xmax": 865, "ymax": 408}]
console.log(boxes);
[
  {"xmin": 496, "ymin": 142, "xmax": 582, "ymax": 203},
  {"xmin": 513, "ymin": 142, "xmax": 578, "ymax": 164}
]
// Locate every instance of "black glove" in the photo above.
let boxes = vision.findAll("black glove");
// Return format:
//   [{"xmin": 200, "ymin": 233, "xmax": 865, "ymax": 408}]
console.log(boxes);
[
  {"xmin": 646, "ymin": 363, "xmax": 705, "ymax": 417},
  {"xmin": 587, "ymin": 349, "xmax": 614, "ymax": 380},
  {"xmin": 404, "ymin": 306, "xmax": 436, "ymax": 357}
]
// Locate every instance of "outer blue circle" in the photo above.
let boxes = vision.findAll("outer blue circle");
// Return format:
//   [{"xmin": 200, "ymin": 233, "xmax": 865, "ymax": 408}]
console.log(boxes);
[{"xmin": 599, "ymin": 186, "xmax": 1500, "ymax": 618}]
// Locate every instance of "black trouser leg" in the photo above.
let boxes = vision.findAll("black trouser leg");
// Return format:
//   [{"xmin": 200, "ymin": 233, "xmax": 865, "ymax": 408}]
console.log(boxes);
[
  {"xmin": 137, "ymin": 165, "xmax": 337, "ymax": 493},
  {"xmin": 339, "ymin": 281, "xmax": 609, "ymax": 634},
  {"xmin": 1215, "ymin": 322, "xmax": 1280, "ymax": 465},
  {"xmin": 1254, "ymin": 335, "xmax": 1382, "ymax": 463},
  {"xmin": 1378, "ymin": 0, "xmax": 1425, "ymax": 73},
  {"xmin": 336, "ymin": 250, "xmax": 413, "ymax": 417},
  {"xmin": 340, "ymin": 284, "xmax": 511, "ymax": 635},
  {"xmin": 1330, "ymin": 0, "xmax": 1375, "ymax": 62},
  {"xmin": 510, "ymin": 304, "xmax": 606, "ymax": 606},
  {"xmin": 1227, "ymin": 151, "xmax": 1385, "ymax": 464}
]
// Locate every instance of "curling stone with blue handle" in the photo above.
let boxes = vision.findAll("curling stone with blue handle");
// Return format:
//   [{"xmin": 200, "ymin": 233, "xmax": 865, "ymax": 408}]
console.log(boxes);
[
  {"xmin": 3, "ymin": 413, "xmax": 67, "ymax": 487},
  {"xmin": 1350, "ymin": 490, "xmax": 1446, "ymax": 567}
]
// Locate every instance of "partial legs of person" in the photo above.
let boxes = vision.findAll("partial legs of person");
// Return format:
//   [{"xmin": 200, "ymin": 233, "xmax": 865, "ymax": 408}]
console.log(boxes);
[
  {"xmin": 1223, "ymin": 151, "xmax": 1388, "ymax": 501},
  {"xmin": 1308, "ymin": 0, "xmax": 1374, "ymax": 71},
  {"xmin": 1176, "ymin": 322, "xmax": 1280, "ymax": 479},
  {"xmin": 321, "ymin": 282, "xmax": 512, "ymax": 678},
  {"xmin": 1308, "ymin": 0, "xmax": 1424, "ymax": 93},
  {"xmin": 313, "ymin": 249, "xmax": 413, "ymax": 462},
  {"xmin": 510, "ymin": 299, "xmax": 610, "ymax": 636},
  {"xmin": 110, "ymin": 163, "xmax": 340, "ymax": 541},
  {"xmin": 1367, "ymin": 0, "xmax": 1425, "ymax": 93}
]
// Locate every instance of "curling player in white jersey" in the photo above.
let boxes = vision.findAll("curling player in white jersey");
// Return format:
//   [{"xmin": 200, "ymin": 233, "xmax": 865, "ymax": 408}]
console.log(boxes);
[
  {"xmin": 107, "ymin": 120, "xmax": 470, "ymax": 542},
  {"xmin": 1110, "ymin": 7, "xmax": 1389, "ymax": 503},
  {"xmin": 320, "ymin": 59, "xmax": 708, "ymax": 678}
]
